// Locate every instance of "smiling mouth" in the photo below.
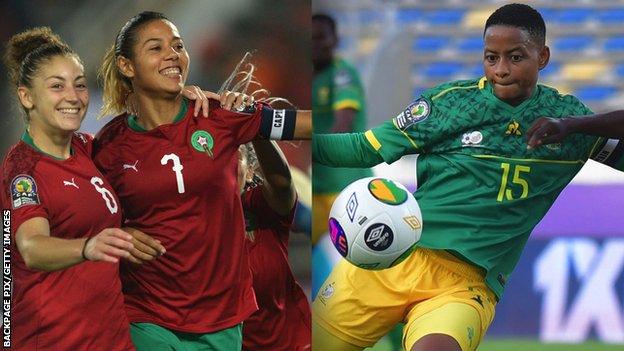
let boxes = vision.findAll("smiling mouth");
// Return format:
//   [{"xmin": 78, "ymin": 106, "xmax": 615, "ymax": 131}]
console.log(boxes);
[
  {"xmin": 160, "ymin": 66, "xmax": 181, "ymax": 77},
  {"xmin": 57, "ymin": 108, "xmax": 80, "ymax": 114}
]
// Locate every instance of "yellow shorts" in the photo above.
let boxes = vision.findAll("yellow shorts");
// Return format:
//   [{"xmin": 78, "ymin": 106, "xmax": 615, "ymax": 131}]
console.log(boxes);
[
  {"xmin": 312, "ymin": 248, "xmax": 497, "ymax": 351},
  {"xmin": 312, "ymin": 193, "xmax": 339, "ymax": 244}
]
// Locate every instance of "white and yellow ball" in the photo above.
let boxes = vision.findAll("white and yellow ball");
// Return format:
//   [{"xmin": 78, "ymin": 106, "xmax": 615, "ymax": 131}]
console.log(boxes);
[{"xmin": 328, "ymin": 177, "xmax": 422, "ymax": 270}]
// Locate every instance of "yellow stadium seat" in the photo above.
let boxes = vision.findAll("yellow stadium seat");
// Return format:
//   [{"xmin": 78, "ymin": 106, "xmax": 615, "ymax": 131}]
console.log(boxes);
[
  {"xmin": 358, "ymin": 37, "xmax": 379, "ymax": 56},
  {"xmin": 462, "ymin": 8, "xmax": 496, "ymax": 29},
  {"xmin": 561, "ymin": 62, "xmax": 610, "ymax": 81}
]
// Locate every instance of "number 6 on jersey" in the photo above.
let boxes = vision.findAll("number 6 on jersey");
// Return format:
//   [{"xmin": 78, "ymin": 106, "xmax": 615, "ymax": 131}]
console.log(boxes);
[{"xmin": 91, "ymin": 177, "xmax": 119, "ymax": 214}]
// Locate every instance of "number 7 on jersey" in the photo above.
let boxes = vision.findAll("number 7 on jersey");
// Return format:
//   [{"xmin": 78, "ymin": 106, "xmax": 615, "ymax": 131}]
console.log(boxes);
[{"xmin": 161, "ymin": 153, "xmax": 186, "ymax": 194}]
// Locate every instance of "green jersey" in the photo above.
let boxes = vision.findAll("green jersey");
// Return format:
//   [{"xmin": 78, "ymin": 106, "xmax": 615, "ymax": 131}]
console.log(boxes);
[
  {"xmin": 313, "ymin": 58, "xmax": 372, "ymax": 193},
  {"xmin": 362, "ymin": 77, "xmax": 623, "ymax": 299}
]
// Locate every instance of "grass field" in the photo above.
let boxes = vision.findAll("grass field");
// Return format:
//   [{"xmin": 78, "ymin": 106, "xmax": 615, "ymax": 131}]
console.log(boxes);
[{"xmin": 366, "ymin": 337, "xmax": 623, "ymax": 350}]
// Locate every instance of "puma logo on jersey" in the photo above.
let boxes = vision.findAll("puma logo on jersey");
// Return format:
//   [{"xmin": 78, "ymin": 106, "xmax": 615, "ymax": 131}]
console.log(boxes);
[
  {"xmin": 505, "ymin": 120, "xmax": 522, "ymax": 136},
  {"xmin": 123, "ymin": 160, "xmax": 139, "ymax": 172},
  {"xmin": 63, "ymin": 178, "xmax": 79, "ymax": 189}
]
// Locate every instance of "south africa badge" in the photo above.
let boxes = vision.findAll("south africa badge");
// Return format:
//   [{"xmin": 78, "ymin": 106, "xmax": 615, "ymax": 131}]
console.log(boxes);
[{"xmin": 191, "ymin": 130, "xmax": 214, "ymax": 157}]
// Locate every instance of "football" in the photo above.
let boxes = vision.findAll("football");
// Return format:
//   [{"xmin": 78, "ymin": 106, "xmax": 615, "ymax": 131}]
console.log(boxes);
[{"xmin": 328, "ymin": 177, "xmax": 423, "ymax": 270}]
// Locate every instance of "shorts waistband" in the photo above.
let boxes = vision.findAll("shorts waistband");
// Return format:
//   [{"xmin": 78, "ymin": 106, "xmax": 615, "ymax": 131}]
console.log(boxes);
[{"xmin": 417, "ymin": 248, "xmax": 486, "ymax": 281}]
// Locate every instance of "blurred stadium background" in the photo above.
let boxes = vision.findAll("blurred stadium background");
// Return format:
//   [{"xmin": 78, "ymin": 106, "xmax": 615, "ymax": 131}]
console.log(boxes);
[
  {"xmin": 0, "ymin": 1, "xmax": 311, "ymax": 299},
  {"xmin": 312, "ymin": 0, "xmax": 624, "ymax": 350}
]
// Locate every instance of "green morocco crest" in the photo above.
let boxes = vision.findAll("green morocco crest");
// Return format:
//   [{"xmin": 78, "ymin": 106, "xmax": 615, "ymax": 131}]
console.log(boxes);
[{"xmin": 191, "ymin": 130, "xmax": 214, "ymax": 157}]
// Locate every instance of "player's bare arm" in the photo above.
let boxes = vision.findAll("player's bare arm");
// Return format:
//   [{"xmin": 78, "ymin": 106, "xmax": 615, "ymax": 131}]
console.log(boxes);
[
  {"xmin": 122, "ymin": 227, "xmax": 166, "ymax": 265},
  {"xmin": 15, "ymin": 217, "xmax": 134, "ymax": 271},
  {"xmin": 527, "ymin": 111, "xmax": 624, "ymax": 149},
  {"xmin": 294, "ymin": 110, "xmax": 312, "ymax": 139},
  {"xmin": 253, "ymin": 140, "xmax": 297, "ymax": 216}
]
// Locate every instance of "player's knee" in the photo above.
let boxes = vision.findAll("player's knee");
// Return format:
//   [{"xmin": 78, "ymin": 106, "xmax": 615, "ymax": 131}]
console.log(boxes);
[
  {"xmin": 410, "ymin": 333, "xmax": 462, "ymax": 351},
  {"xmin": 312, "ymin": 321, "xmax": 363, "ymax": 351}
]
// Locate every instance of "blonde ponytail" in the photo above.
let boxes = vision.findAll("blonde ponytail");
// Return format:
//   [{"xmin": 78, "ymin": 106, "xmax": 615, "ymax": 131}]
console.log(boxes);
[{"xmin": 98, "ymin": 44, "xmax": 132, "ymax": 117}]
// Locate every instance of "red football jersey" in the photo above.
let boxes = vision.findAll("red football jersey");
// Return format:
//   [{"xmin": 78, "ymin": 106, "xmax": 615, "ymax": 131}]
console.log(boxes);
[
  {"xmin": 1, "ymin": 133, "xmax": 134, "ymax": 351},
  {"xmin": 93, "ymin": 99, "xmax": 263, "ymax": 333},
  {"xmin": 242, "ymin": 187, "xmax": 311, "ymax": 351}
]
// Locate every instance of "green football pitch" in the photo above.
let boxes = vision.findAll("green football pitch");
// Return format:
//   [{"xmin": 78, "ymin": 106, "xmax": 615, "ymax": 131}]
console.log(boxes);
[{"xmin": 366, "ymin": 338, "xmax": 623, "ymax": 350}]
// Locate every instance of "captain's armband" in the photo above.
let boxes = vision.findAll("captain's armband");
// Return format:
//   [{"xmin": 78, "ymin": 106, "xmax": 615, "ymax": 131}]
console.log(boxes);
[{"xmin": 259, "ymin": 107, "xmax": 296, "ymax": 140}]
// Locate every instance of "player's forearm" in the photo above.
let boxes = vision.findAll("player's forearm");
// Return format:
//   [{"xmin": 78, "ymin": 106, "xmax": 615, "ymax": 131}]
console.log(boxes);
[
  {"xmin": 18, "ymin": 235, "xmax": 87, "ymax": 272},
  {"xmin": 313, "ymin": 132, "xmax": 383, "ymax": 167},
  {"xmin": 567, "ymin": 111, "xmax": 624, "ymax": 138},
  {"xmin": 293, "ymin": 110, "xmax": 312, "ymax": 139},
  {"xmin": 252, "ymin": 140, "xmax": 296, "ymax": 214}
]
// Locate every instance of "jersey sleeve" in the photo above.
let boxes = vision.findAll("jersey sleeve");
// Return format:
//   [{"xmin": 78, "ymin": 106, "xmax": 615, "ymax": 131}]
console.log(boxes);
[
  {"xmin": 364, "ymin": 78, "xmax": 476, "ymax": 163},
  {"xmin": 333, "ymin": 67, "xmax": 363, "ymax": 112},
  {"xmin": 590, "ymin": 137, "xmax": 624, "ymax": 171},
  {"xmin": 3, "ymin": 162, "xmax": 48, "ymax": 234},
  {"xmin": 561, "ymin": 94, "xmax": 593, "ymax": 116},
  {"xmin": 555, "ymin": 94, "xmax": 621, "ymax": 166},
  {"xmin": 211, "ymin": 99, "xmax": 263, "ymax": 144},
  {"xmin": 313, "ymin": 133, "xmax": 383, "ymax": 167},
  {"xmin": 364, "ymin": 93, "xmax": 448, "ymax": 164},
  {"xmin": 558, "ymin": 94, "xmax": 624, "ymax": 171}
]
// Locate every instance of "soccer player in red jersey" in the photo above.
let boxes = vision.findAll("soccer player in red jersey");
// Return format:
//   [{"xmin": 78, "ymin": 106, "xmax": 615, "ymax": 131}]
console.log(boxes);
[
  {"xmin": 239, "ymin": 141, "xmax": 311, "ymax": 351},
  {"xmin": 92, "ymin": 11, "xmax": 310, "ymax": 350},
  {"xmin": 1, "ymin": 27, "xmax": 135, "ymax": 350}
]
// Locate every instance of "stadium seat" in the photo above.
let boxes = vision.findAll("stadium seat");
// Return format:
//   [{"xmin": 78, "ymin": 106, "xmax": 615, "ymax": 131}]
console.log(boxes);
[
  {"xmin": 358, "ymin": 37, "xmax": 379, "ymax": 56},
  {"xmin": 412, "ymin": 37, "xmax": 451, "ymax": 53},
  {"xmin": 553, "ymin": 36, "xmax": 593, "ymax": 52},
  {"xmin": 424, "ymin": 9, "xmax": 465, "ymax": 25},
  {"xmin": 462, "ymin": 8, "xmax": 495, "ymax": 29},
  {"xmin": 561, "ymin": 62, "xmax": 609, "ymax": 81},
  {"xmin": 614, "ymin": 63, "xmax": 624, "ymax": 77},
  {"xmin": 595, "ymin": 8, "xmax": 624, "ymax": 23},
  {"xmin": 465, "ymin": 63, "xmax": 484, "ymax": 78},
  {"xmin": 332, "ymin": 3, "xmax": 621, "ymax": 112},
  {"xmin": 550, "ymin": 8, "xmax": 593, "ymax": 24},
  {"xmin": 536, "ymin": 8, "xmax": 556, "ymax": 23},
  {"xmin": 604, "ymin": 37, "xmax": 624, "ymax": 52},
  {"xmin": 540, "ymin": 61, "xmax": 561, "ymax": 78},
  {"xmin": 397, "ymin": 9, "xmax": 422, "ymax": 24},
  {"xmin": 574, "ymin": 86, "xmax": 617, "ymax": 101},
  {"xmin": 422, "ymin": 62, "xmax": 463, "ymax": 78},
  {"xmin": 337, "ymin": 37, "xmax": 353, "ymax": 52},
  {"xmin": 359, "ymin": 10, "xmax": 382, "ymax": 25},
  {"xmin": 457, "ymin": 37, "xmax": 483, "ymax": 52}
]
